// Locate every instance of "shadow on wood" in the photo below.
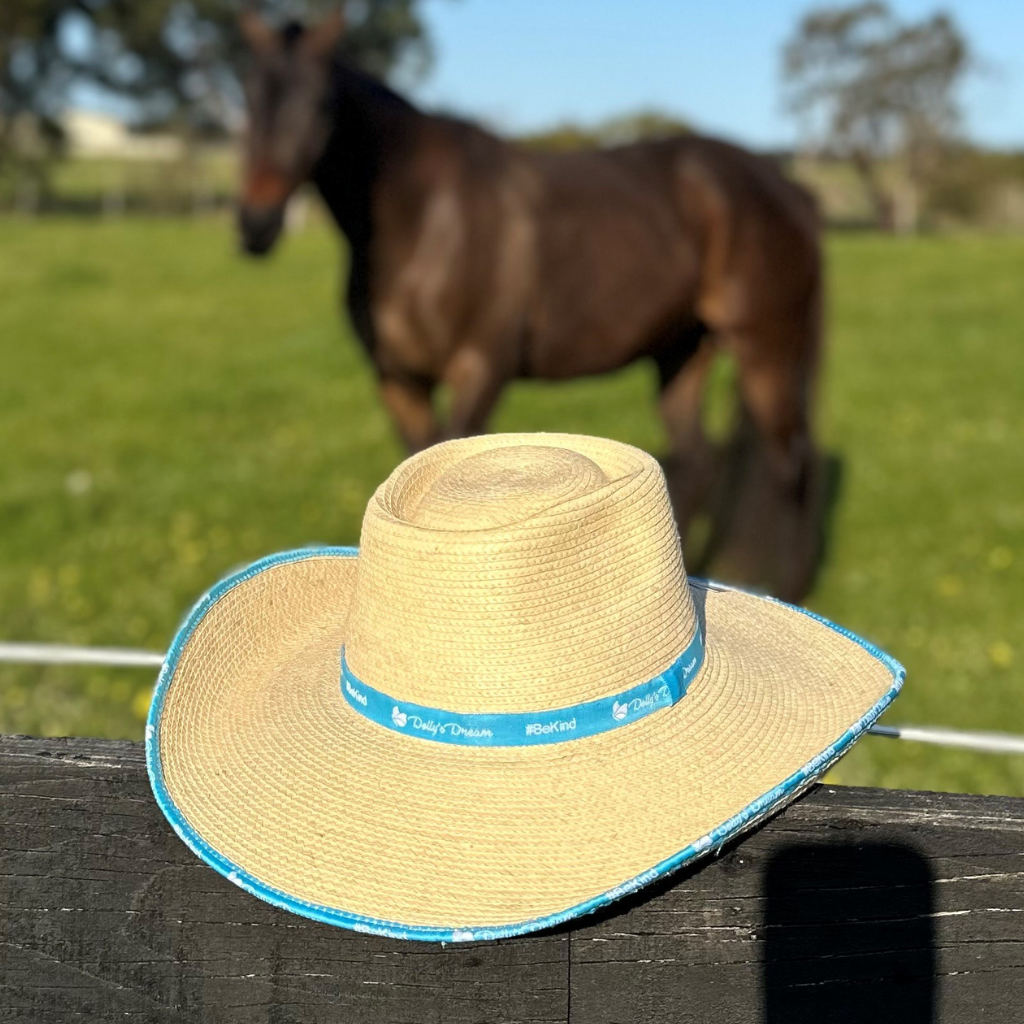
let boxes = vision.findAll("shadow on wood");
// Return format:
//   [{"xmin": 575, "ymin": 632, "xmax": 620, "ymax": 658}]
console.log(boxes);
[{"xmin": 764, "ymin": 843, "xmax": 935, "ymax": 1022}]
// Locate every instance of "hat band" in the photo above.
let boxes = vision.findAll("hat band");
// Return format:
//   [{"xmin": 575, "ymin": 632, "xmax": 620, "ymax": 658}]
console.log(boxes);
[{"xmin": 340, "ymin": 629, "xmax": 704, "ymax": 747}]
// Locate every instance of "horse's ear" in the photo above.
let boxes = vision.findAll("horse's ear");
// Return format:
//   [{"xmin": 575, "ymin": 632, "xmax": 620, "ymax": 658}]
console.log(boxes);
[
  {"xmin": 302, "ymin": 9, "xmax": 346, "ymax": 59},
  {"xmin": 239, "ymin": 9, "xmax": 277, "ymax": 54}
]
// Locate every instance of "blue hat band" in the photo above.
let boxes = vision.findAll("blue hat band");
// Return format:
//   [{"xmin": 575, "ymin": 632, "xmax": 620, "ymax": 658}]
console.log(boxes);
[{"xmin": 340, "ymin": 629, "xmax": 704, "ymax": 747}]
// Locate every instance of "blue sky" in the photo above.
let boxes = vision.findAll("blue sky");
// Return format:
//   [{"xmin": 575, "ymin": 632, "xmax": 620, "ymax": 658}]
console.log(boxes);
[{"xmin": 410, "ymin": 0, "xmax": 1024, "ymax": 148}]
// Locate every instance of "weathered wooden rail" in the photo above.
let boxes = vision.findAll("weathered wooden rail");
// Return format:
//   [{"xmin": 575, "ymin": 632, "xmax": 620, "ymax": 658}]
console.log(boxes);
[{"xmin": 1, "ymin": 735, "xmax": 1023, "ymax": 1023}]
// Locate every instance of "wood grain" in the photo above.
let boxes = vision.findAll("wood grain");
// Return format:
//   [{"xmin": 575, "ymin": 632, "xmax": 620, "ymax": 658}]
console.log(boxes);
[{"xmin": 2, "ymin": 735, "xmax": 1022, "ymax": 1023}]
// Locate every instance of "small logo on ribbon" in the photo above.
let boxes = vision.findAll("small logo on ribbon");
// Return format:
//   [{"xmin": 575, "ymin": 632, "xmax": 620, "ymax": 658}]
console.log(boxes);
[
  {"xmin": 391, "ymin": 706, "xmax": 408, "ymax": 728},
  {"xmin": 612, "ymin": 700, "xmax": 628, "ymax": 721}
]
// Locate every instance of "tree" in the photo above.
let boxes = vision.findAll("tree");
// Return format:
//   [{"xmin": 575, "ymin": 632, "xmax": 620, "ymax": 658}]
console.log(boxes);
[
  {"xmin": 0, "ymin": 1, "xmax": 434, "ymax": 198},
  {"xmin": 521, "ymin": 108, "xmax": 691, "ymax": 153},
  {"xmin": 782, "ymin": 2, "xmax": 970, "ymax": 231}
]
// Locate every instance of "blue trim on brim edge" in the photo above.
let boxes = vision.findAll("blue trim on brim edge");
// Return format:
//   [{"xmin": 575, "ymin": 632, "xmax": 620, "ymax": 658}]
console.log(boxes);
[{"xmin": 145, "ymin": 548, "xmax": 905, "ymax": 944}]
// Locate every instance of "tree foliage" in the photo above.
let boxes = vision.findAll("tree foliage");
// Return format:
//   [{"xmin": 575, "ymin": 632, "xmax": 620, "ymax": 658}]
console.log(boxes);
[
  {"xmin": 0, "ymin": 1, "xmax": 433, "ymax": 157},
  {"xmin": 520, "ymin": 108, "xmax": 691, "ymax": 153},
  {"xmin": 782, "ymin": 2, "xmax": 970, "ymax": 229}
]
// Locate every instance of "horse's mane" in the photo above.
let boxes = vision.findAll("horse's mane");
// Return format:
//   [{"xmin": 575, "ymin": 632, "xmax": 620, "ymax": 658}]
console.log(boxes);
[{"xmin": 330, "ymin": 57, "xmax": 418, "ymax": 116}]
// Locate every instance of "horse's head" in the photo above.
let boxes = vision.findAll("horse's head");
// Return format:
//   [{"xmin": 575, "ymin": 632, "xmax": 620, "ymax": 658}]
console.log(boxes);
[{"xmin": 237, "ymin": 11, "xmax": 344, "ymax": 255}]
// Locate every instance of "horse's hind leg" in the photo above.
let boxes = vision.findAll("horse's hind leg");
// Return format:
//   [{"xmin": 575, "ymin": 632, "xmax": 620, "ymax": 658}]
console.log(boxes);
[
  {"xmin": 719, "ymin": 315, "xmax": 822, "ymax": 599},
  {"xmin": 657, "ymin": 326, "xmax": 717, "ymax": 553},
  {"xmin": 730, "ymin": 318, "xmax": 818, "ymax": 500}
]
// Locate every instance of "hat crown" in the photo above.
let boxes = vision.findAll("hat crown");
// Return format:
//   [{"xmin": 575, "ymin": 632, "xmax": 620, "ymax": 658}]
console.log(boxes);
[
  {"xmin": 409, "ymin": 445, "xmax": 608, "ymax": 530},
  {"xmin": 344, "ymin": 434, "xmax": 698, "ymax": 712}
]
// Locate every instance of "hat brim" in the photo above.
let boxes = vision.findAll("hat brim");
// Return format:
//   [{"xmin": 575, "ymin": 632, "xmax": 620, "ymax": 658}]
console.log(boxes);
[{"xmin": 146, "ymin": 547, "xmax": 903, "ymax": 942}]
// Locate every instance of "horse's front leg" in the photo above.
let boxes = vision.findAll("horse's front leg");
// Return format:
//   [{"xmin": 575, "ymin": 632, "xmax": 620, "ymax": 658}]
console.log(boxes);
[
  {"xmin": 441, "ymin": 347, "xmax": 508, "ymax": 440},
  {"xmin": 379, "ymin": 376, "xmax": 441, "ymax": 453}
]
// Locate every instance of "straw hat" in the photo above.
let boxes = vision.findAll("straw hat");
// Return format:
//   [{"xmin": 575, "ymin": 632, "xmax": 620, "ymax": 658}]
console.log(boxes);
[{"xmin": 146, "ymin": 433, "xmax": 903, "ymax": 941}]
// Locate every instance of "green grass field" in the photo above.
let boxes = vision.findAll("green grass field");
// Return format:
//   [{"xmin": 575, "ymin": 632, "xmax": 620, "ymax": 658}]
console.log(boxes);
[{"xmin": 1, "ymin": 217, "xmax": 1022, "ymax": 796}]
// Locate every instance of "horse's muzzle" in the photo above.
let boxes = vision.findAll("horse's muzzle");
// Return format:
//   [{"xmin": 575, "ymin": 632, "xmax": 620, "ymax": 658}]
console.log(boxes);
[{"xmin": 238, "ymin": 204, "xmax": 285, "ymax": 256}]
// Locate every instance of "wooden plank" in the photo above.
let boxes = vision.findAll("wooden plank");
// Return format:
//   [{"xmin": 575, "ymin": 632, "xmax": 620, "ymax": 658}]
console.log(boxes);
[
  {"xmin": 0, "ymin": 736, "xmax": 568, "ymax": 1024},
  {"xmin": 570, "ymin": 785, "xmax": 1024, "ymax": 1024},
  {"xmin": 1, "ymin": 736, "xmax": 1023, "ymax": 1024}
]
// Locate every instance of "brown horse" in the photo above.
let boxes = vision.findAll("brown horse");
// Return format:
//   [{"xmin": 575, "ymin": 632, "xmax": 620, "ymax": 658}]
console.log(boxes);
[{"xmin": 237, "ymin": 12, "xmax": 825, "ymax": 595}]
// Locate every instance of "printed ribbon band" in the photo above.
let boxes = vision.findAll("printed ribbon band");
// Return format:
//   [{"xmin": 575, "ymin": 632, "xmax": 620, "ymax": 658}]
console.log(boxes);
[{"xmin": 340, "ymin": 629, "xmax": 704, "ymax": 747}]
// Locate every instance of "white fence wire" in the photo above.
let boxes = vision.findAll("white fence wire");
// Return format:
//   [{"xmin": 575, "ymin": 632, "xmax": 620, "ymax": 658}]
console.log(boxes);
[
  {"xmin": 0, "ymin": 642, "xmax": 164, "ymax": 668},
  {"xmin": 2, "ymin": 641, "xmax": 1023, "ymax": 755}
]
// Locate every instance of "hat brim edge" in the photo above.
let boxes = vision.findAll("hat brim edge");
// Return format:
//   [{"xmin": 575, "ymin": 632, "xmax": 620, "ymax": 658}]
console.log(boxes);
[{"xmin": 145, "ymin": 547, "xmax": 905, "ymax": 944}]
